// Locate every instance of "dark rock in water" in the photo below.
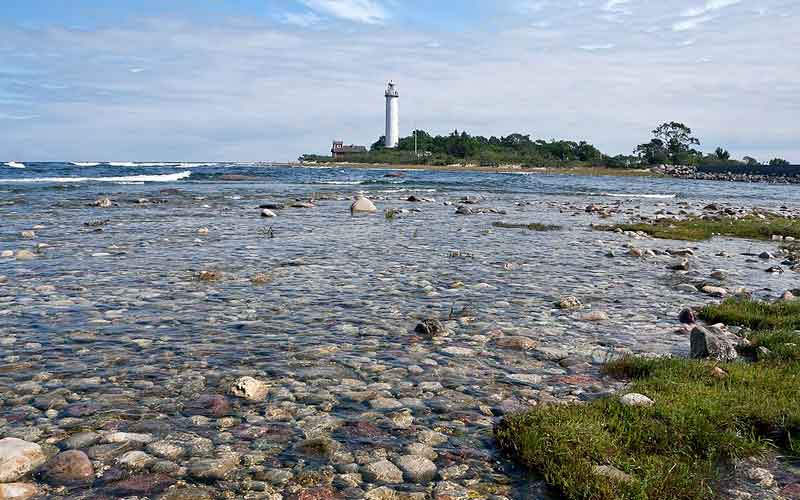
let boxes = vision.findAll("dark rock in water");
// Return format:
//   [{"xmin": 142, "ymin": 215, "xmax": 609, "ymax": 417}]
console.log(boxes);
[
  {"xmin": 455, "ymin": 205, "xmax": 473, "ymax": 215},
  {"xmin": 259, "ymin": 203, "xmax": 285, "ymax": 210},
  {"xmin": 460, "ymin": 196, "xmax": 480, "ymax": 204},
  {"xmin": 765, "ymin": 266, "xmax": 785, "ymax": 273},
  {"xmin": 384, "ymin": 172, "xmax": 404, "ymax": 178},
  {"xmin": 103, "ymin": 474, "xmax": 175, "ymax": 496},
  {"xmin": 678, "ymin": 308, "xmax": 696, "ymax": 324},
  {"xmin": 159, "ymin": 486, "xmax": 216, "ymax": 500},
  {"xmin": 39, "ymin": 450, "xmax": 94, "ymax": 485},
  {"xmin": 415, "ymin": 319, "xmax": 446, "ymax": 337},
  {"xmin": 183, "ymin": 394, "xmax": 231, "ymax": 418},
  {"xmin": 62, "ymin": 402, "xmax": 100, "ymax": 418},
  {"xmin": 407, "ymin": 195, "xmax": 422, "ymax": 202},
  {"xmin": 668, "ymin": 259, "xmax": 690, "ymax": 271},
  {"xmin": 690, "ymin": 326, "xmax": 738, "ymax": 362}
]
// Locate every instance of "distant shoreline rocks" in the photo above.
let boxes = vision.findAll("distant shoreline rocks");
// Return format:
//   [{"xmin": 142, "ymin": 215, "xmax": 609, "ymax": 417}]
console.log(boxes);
[{"xmin": 655, "ymin": 164, "xmax": 800, "ymax": 184}]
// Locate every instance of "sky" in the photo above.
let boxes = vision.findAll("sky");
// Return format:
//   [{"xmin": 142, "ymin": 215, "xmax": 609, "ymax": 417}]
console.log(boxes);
[{"xmin": 0, "ymin": 0, "xmax": 798, "ymax": 162}]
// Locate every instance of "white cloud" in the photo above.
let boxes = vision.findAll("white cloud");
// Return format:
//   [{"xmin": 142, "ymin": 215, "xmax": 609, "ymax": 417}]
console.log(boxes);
[
  {"xmin": 579, "ymin": 43, "xmax": 616, "ymax": 50},
  {"xmin": 673, "ymin": 15, "xmax": 714, "ymax": 31},
  {"xmin": 682, "ymin": 0, "xmax": 742, "ymax": 18},
  {"xmin": 129, "ymin": 68, "xmax": 145, "ymax": 73},
  {"xmin": 298, "ymin": 0, "xmax": 388, "ymax": 24},
  {"xmin": 282, "ymin": 11, "xmax": 323, "ymax": 27}
]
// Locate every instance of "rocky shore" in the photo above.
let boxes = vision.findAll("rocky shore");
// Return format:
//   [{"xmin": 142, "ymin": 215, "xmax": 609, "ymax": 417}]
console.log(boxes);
[
  {"xmin": 1, "ymin": 173, "xmax": 799, "ymax": 499},
  {"xmin": 655, "ymin": 164, "xmax": 800, "ymax": 184}
]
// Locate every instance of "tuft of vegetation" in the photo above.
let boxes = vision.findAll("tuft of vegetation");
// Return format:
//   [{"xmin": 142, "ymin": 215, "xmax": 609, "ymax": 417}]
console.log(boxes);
[
  {"xmin": 496, "ymin": 298, "xmax": 800, "ymax": 499},
  {"xmin": 492, "ymin": 221, "xmax": 562, "ymax": 231},
  {"xmin": 596, "ymin": 215, "xmax": 800, "ymax": 241},
  {"xmin": 700, "ymin": 298, "xmax": 800, "ymax": 361}
]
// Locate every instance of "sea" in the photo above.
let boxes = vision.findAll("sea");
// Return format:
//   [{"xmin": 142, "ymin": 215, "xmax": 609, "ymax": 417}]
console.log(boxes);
[{"xmin": 0, "ymin": 160, "xmax": 797, "ymax": 498}]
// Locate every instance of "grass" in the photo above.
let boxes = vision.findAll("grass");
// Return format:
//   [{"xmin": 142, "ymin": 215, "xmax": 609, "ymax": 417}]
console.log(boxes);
[
  {"xmin": 492, "ymin": 221, "xmax": 562, "ymax": 231},
  {"xmin": 595, "ymin": 215, "xmax": 800, "ymax": 241},
  {"xmin": 496, "ymin": 298, "xmax": 800, "ymax": 500}
]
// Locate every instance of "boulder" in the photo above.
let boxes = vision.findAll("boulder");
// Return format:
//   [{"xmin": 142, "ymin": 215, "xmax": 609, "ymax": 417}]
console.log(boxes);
[
  {"xmin": 0, "ymin": 483, "xmax": 38, "ymax": 500},
  {"xmin": 94, "ymin": 197, "xmax": 112, "ymax": 208},
  {"xmin": 39, "ymin": 450, "xmax": 93, "ymax": 485},
  {"xmin": 14, "ymin": 250, "xmax": 35, "ymax": 261},
  {"xmin": 678, "ymin": 308, "xmax": 696, "ymax": 324},
  {"xmin": 260, "ymin": 209, "xmax": 277, "ymax": 218},
  {"xmin": 393, "ymin": 455, "xmax": 437, "ymax": 483},
  {"xmin": 362, "ymin": 459, "xmax": 403, "ymax": 484},
  {"xmin": 619, "ymin": 393, "xmax": 654, "ymax": 407},
  {"xmin": 494, "ymin": 336, "xmax": 537, "ymax": 350},
  {"xmin": 414, "ymin": 319, "xmax": 446, "ymax": 337},
  {"xmin": 350, "ymin": 196, "xmax": 377, "ymax": 214},
  {"xmin": 0, "ymin": 438, "xmax": 46, "ymax": 482},
  {"xmin": 229, "ymin": 376, "xmax": 269, "ymax": 401},
  {"xmin": 701, "ymin": 285, "xmax": 728, "ymax": 297},
  {"xmin": 557, "ymin": 296, "xmax": 582, "ymax": 310},
  {"xmin": 690, "ymin": 326, "xmax": 738, "ymax": 362}
]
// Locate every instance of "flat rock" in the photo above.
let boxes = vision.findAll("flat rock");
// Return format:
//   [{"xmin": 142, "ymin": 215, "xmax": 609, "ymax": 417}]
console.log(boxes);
[
  {"xmin": 619, "ymin": 393, "xmax": 654, "ymax": 407},
  {"xmin": 505, "ymin": 373, "xmax": 543, "ymax": 386},
  {"xmin": 393, "ymin": 455, "xmax": 437, "ymax": 483},
  {"xmin": 229, "ymin": 376, "xmax": 269, "ymax": 401},
  {"xmin": 0, "ymin": 483, "xmax": 38, "ymax": 500},
  {"xmin": 39, "ymin": 450, "xmax": 94, "ymax": 484},
  {"xmin": 0, "ymin": 438, "xmax": 46, "ymax": 482},
  {"xmin": 362, "ymin": 459, "xmax": 403, "ymax": 484}
]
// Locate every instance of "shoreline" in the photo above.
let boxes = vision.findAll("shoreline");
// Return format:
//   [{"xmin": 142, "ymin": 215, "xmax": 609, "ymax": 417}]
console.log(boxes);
[{"xmin": 295, "ymin": 162, "xmax": 661, "ymax": 177}]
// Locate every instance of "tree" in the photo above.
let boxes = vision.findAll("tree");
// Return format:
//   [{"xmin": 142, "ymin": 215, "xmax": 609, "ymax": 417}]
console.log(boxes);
[
  {"xmin": 370, "ymin": 136, "xmax": 386, "ymax": 151},
  {"xmin": 769, "ymin": 158, "xmax": 791, "ymax": 166},
  {"xmin": 714, "ymin": 147, "xmax": 730, "ymax": 161},
  {"xmin": 649, "ymin": 122, "xmax": 701, "ymax": 164},
  {"xmin": 743, "ymin": 156, "xmax": 759, "ymax": 166},
  {"xmin": 634, "ymin": 139, "xmax": 669, "ymax": 165}
]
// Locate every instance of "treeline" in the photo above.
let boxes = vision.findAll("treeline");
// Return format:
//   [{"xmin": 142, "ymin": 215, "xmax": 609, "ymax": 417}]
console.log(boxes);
[{"xmin": 300, "ymin": 123, "xmax": 792, "ymax": 169}]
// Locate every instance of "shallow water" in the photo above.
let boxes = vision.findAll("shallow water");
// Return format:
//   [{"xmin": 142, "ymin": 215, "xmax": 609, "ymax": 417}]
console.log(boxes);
[{"xmin": 1, "ymin": 165, "xmax": 798, "ymax": 499}]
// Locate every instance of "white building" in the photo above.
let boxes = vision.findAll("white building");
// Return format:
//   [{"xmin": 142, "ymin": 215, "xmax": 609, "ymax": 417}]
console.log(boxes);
[{"xmin": 385, "ymin": 81, "xmax": 399, "ymax": 148}]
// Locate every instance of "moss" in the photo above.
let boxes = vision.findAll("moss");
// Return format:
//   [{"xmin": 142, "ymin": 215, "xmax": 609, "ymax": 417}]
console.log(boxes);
[
  {"xmin": 496, "ymin": 299, "xmax": 800, "ymax": 500},
  {"xmin": 492, "ymin": 221, "xmax": 562, "ymax": 231},
  {"xmin": 595, "ymin": 215, "xmax": 800, "ymax": 242}
]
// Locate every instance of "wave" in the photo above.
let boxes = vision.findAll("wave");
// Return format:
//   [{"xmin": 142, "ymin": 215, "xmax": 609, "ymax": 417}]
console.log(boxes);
[
  {"xmin": 71, "ymin": 162, "xmax": 101, "ymax": 167},
  {"xmin": 312, "ymin": 180, "xmax": 365, "ymax": 185},
  {"xmin": 4, "ymin": 162, "xmax": 25, "ymax": 169},
  {"xmin": 107, "ymin": 162, "xmax": 138, "ymax": 167},
  {"xmin": 603, "ymin": 192, "xmax": 677, "ymax": 199},
  {"xmin": 0, "ymin": 171, "xmax": 191, "ymax": 184}
]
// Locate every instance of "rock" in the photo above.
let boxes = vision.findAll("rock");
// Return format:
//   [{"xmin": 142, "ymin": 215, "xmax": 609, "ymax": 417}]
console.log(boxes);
[
  {"xmin": 104, "ymin": 474, "xmax": 175, "ymax": 497},
  {"xmin": 260, "ymin": 203, "xmax": 285, "ymax": 210},
  {"xmin": 159, "ymin": 486, "xmax": 215, "ymax": 500},
  {"xmin": 60, "ymin": 432, "xmax": 101, "ymax": 450},
  {"xmin": 102, "ymin": 432, "xmax": 154, "ymax": 445},
  {"xmin": 146, "ymin": 441, "xmax": 185, "ymax": 461},
  {"xmin": 0, "ymin": 483, "xmax": 38, "ymax": 500},
  {"xmin": 433, "ymin": 481, "xmax": 469, "ymax": 499},
  {"xmin": 711, "ymin": 366, "xmax": 728, "ymax": 378},
  {"xmin": 117, "ymin": 451, "xmax": 156, "ymax": 469},
  {"xmin": 668, "ymin": 259, "xmax": 690, "ymax": 271},
  {"xmin": 690, "ymin": 326, "xmax": 738, "ymax": 362},
  {"xmin": 350, "ymin": 196, "xmax": 377, "ymax": 214},
  {"xmin": 94, "ymin": 197, "xmax": 112, "ymax": 208},
  {"xmin": 533, "ymin": 346, "xmax": 570, "ymax": 362},
  {"xmin": 405, "ymin": 443, "xmax": 437, "ymax": 460},
  {"xmin": 668, "ymin": 248, "xmax": 695, "ymax": 257},
  {"xmin": 679, "ymin": 308, "xmax": 696, "ymax": 324},
  {"xmin": 766, "ymin": 266, "xmax": 785, "ymax": 273},
  {"xmin": 197, "ymin": 227, "xmax": 209, "ymax": 235},
  {"xmin": 39, "ymin": 450, "xmax": 93, "ymax": 484},
  {"xmin": 494, "ymin": 336, "xmax": 537, "ymax": 350},
  {"xmin": 781, "ymin": 290, "xmax": 796, "ymax": 301},
  {"xmin": 743, "ymin": 467, "xmax": 775, "ymax": 488},
  {"xmin": 619, "ymin": 393, "xmax": 654, "ymax": 407},
  {"xmin": 592, "ymin": 465, "xmax": 632, "ymax": 483},
  {"xmin": 229, "ymin": 376, "xmax": 269, "ymax": 401},
  {"xmin": 184, "ymin": 394, "xmax": 231, "ymax": 418},
  {"xmin": 362, "ymin": 459, "xmax": 403, "ymax": 484},
  {"xmin": 759, "ymin": 251, "xmax": 774, "ymax": 260},
  {"xmin": 505, "ymin": 373, "xmax": 543, "ymax": 386},
  {"xmin": 1, "ymin": 250, "xmax": 13, "ymax": 258},
  {"xmin": 19, "ymin": 231, "xmax": 35, "ymax": 239},
  {"xmin": 364, "ymin": 486, "xmax": 397, "ymax": 500},
  {"xmin": 293, "ymin": 437, "xmax": 340, "ymax": 459},
  {"xmin": 580, "ymin": 311, "xmax": 609, "ymax": 322},
  {"xmin": 557, "ymin": 296, "xmax": 582, "ymax": 310},
  {"xmin": 291, "ymin": 201, "xmax": 315, "ymax": 209},
  {"xmin": 393, "ymin": 455, "xmax": 437, "ymax": 483},
  {"xmin": 14, "ymin": 250, "xmax": 35, "ymax": 261},
  {"xmin": 628, "ymin": 247, "xmax": 644, "ymax": 257},
  {"xmin": 676, "ymin": 284, "xmax": 698, "ymax": 293},
  {"xmin": 260, "ymin": 209, "xmax": 277, "ymax": 218},
  {"xmin": 701, "ymin": 285, "xmax": 728, "ymax": 297},
  {"xmin": 438, "ymin": 464, "xmax": 469, "ymax": 481},
  {"xmin": 0, "ymin": 438, "xmax": 46, "ymax": 482},
  {"xmin": 187, "ymin": 454, "xmax": 239, "ymax": 480},
  {"xmin": 414, "ymin": 319, "xmax": 446, "ymax": 337},
  {"xmin": 454, "ymin": 206, "xmax": 473, "ymax": 215}
]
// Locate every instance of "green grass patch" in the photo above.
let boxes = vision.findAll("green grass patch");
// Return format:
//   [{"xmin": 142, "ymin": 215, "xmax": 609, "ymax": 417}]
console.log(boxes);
[
  {"xmin": 496, "ymin": 298, "xmax": 800, "ymax": 499},
  {"xmin": 700, "ymin": 298, "xmax": 800, "ymax": 361},
  {"xmin": 492, "ymin": 221, "xmax": 562, "ymax": 231},
  {"xmin": 595, "ymin": 215, "xmax": 800, "ymax": 241}
]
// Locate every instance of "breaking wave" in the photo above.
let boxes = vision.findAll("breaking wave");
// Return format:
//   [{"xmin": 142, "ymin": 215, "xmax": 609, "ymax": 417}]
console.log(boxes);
[
  {"xmin": 4, "ymin": 162, "xmax": 26, "ymax": 169},
  {"xmin": 0, "ymin": 171, "xmax": 192, "ymax": 184}
]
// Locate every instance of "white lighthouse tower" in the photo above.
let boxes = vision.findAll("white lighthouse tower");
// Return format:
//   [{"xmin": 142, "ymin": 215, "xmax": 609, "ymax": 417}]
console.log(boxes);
[{"xmin": 385, "ymin": 81, "xmax": 399, "ymax": 148}]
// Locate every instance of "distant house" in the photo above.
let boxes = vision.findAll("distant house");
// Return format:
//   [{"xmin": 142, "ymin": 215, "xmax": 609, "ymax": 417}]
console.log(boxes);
[{"xmin": 331, "ymin": 141, "xmax": 367, "ymax": 159}]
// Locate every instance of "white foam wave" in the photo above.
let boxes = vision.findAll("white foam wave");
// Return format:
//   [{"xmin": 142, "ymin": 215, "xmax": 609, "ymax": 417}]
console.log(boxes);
[
  {"xmin": 314, "ymin": 180, "xmax": 364, "ymax": 185},
  {"xmin": 107, "ymin": 162, "xmax": 138, "ymax": 167},
  {"xmin": 0, "ymin": 171, "xmax": 191, "ymax": 184},
  {"xmin": 374, "ymin": 188, "xmax": 438, "ymax": 193},
  {"xmin": 71, "ymin": 162, "xmax": 101, "ymax": 167},
  {"xmin": 4, "ymin": 162, "xmax": 25, "ymax": 169},
  {"xmin": 603, "ymin": 192, "xmax": 677, "ymax": 199}
]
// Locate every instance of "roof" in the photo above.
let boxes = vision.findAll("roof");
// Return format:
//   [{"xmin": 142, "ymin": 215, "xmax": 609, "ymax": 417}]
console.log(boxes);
[{"xmin": 332, "ymin": 145, "xmax": 367, "ymax": 154}]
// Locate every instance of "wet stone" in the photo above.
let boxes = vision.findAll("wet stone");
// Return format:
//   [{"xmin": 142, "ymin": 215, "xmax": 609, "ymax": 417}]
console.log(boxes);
[{"xmin": 39, "ymin": 450, "xmax": 94, "ymax": 485}]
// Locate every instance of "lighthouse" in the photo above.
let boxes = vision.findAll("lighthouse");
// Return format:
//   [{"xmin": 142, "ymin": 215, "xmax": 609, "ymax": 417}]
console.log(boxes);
[{"xmin": 384, "ymin": 81, "xmax": 399, "ymax": 148}]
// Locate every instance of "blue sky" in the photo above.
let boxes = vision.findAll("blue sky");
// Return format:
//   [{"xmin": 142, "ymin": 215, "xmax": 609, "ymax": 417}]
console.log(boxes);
[{"xmin": 1, "ymin": 0, "xmax": 798, "ymax": 161}]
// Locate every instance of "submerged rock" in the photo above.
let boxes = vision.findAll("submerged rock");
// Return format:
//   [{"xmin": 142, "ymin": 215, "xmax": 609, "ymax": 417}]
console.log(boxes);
[
  {"xmin": 414, "ymin": 319, "xmax": 447, "ymax": 337},
  {"xmin": 229, "ymin": 376, "xmax": 269, "ymax": 401},
  {"xmin": 350, "ymin": 196, "xmax": 377, "ymax": 214},
  {"xmin": 557, "ymin": 296, "xmax": 582, "ymax": 310},
  {"xmin": 39, "ymin": 450, "xmax": 94, "ymax": 485},
  {"xmin": 0, "ymin": 483, "xmax": 38, "ymax": 500},
  {"xmin": 0, "ymin": 438, "xmax": 46, "ymax": 483}
]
